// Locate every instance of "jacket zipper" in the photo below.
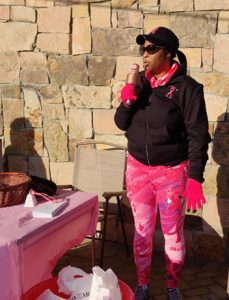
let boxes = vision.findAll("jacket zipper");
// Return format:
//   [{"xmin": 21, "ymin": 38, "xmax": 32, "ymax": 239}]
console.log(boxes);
[{"xmin": 145, "ymin": 98, "xmax": 152, "ymax": 166}]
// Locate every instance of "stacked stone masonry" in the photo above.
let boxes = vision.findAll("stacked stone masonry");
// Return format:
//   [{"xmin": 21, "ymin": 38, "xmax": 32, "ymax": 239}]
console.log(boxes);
[{"xmin": 0, "ymin": 0, "xmax": 229, "ymax": 261}]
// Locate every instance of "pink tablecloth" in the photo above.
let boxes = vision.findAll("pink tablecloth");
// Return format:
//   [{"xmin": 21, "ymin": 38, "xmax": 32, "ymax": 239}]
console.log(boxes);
[{"xmin": 0, "ymin": 190, "xmax": 99, "ymax": 300}]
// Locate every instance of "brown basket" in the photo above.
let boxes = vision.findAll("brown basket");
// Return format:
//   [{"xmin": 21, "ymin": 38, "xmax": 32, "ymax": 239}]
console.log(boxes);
[{"xmin": 0, "ymin": 172, "xmax": 31, "ymax": 207}]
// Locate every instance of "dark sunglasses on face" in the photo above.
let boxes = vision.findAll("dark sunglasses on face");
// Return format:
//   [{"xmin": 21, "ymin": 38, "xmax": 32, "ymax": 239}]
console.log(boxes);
[{"xmin": 139, "ymin": 44, "xmax": 165, "ymax": 55}]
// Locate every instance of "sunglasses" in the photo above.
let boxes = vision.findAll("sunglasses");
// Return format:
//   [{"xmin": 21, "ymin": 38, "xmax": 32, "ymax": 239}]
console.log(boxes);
[{"xmin": 139, "ymin": 44, "xmax": 165, "ymax": 55}]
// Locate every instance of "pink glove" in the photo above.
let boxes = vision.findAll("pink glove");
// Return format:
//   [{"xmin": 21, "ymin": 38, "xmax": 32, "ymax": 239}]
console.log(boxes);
[
  {"xmin": 182, "ymin": 178, "xmax": 206, "ymax": 211},
  {"xmin": 120, "ymin": 83, "xmax": 137, "ymax": 105}
]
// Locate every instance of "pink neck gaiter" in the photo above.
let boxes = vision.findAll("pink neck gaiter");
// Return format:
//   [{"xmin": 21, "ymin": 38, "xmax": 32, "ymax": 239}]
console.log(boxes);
[{"xmin": 145, "ymin": 62, "xmax": 178, "ymax": 89}]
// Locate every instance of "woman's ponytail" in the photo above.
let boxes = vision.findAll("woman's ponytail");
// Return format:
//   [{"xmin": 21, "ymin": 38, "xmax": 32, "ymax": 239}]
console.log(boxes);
[{"xmin": 176, "ymin": 50, "xmax": 187, "ymax": 73}]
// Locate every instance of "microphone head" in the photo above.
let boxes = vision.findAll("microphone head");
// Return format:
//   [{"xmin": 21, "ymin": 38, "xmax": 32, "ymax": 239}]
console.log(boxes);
[
  {"xmin": 130, "ymin": 64, "xmax": 139, "ymax": 74},
  {"xmin": 127, "ymin": 64, "xmax": 140, "ymax": 85}
]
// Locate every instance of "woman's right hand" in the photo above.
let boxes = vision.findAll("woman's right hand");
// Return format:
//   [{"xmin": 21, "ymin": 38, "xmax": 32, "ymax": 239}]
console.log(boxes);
[{"xmin": 120, "ymin": 83, "xmax": 138, "ymax": 105}]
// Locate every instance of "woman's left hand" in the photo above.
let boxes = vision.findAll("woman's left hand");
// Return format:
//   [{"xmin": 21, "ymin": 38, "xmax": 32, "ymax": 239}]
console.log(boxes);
[{"xmin": 182, "ymin": 178, "xmax": 206, "ymax": 212}]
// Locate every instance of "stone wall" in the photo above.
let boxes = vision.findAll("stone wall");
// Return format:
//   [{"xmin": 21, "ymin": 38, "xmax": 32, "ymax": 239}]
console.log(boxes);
[{"xmin": 0, "ymin": 0, "xmax": 229, "ymax": 260}]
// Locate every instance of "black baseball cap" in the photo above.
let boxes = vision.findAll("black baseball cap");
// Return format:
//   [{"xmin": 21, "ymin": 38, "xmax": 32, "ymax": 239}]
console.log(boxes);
[{"xmin": 136, "ymin": 27, "xmax": 179, "ymax": 57}]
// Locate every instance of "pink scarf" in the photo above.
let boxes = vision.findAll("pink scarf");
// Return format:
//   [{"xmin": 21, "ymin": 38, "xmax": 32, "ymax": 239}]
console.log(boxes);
[{"xmin": 145, "ymin": 62, "xmax": 178, "ymax": 88}]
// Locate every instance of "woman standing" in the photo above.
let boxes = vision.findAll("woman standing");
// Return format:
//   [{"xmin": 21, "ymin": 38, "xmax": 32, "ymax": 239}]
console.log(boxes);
[{"xmin": 114, "ymin": 27, "xmax": 211, "ymax": 300}]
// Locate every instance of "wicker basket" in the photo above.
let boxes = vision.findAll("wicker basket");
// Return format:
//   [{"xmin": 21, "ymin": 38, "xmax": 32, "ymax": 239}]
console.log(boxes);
[{"xmin": 0, "ymin": 172, "xmax": 31, "ymax": 207}]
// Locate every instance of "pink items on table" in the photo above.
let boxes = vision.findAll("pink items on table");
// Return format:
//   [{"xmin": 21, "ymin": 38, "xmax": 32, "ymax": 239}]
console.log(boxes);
[{"xmin": 0, "ymin": 190, "xmax": 99, "ymax": 300}]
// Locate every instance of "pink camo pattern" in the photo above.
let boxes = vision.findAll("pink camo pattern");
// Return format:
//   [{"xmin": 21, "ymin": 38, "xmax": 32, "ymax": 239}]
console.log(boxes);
[{"xmin": 125, "ymin": 154, "xmax": 189, "ymax": 287}]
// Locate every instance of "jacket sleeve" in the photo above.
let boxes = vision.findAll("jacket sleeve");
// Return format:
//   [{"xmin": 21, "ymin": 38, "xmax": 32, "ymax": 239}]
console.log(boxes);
[
  {"xmin": 183, "ymin": 82, "xmax": 211, "ymax": 183},
  {"xmin": 114, "ymin": 102, "xmax": 137, "ymax": 131},
  {"xmin": 114, "ymin": 70, "xmax": 148, "ymax": 131}
]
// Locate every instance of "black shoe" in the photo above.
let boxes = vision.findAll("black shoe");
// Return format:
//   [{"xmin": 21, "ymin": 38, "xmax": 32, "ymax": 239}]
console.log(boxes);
[
  {"xmin": 167, "ymin": 288, "xmax": 183, "ymax": 300},
  {"xmin": 134, "ymin": 285, "xmax": 149, "ymax": 300}
]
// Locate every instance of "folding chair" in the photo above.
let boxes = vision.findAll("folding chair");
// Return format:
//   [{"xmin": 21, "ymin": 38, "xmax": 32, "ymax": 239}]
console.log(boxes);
[{"xmin": 72, "ymin": 141, "xmax": 130, "ymax": 267}]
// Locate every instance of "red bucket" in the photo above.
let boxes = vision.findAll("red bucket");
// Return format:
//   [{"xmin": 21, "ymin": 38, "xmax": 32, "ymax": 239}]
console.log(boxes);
[{"xmin": 22, "ymin": 276, "xmax": 134, "ymax": 300}]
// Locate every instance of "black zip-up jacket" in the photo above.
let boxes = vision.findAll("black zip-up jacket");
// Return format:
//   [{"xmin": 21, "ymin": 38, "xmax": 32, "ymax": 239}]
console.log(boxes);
[{"xmin": 114, "ymin": 64, "xmax": 211, "ymax": 183}]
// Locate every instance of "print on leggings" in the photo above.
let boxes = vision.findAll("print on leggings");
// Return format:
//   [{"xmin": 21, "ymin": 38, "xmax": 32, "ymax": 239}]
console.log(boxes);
[{"xmin": 126, "ymin": 154, "xmax": 188, "ymax": 287}]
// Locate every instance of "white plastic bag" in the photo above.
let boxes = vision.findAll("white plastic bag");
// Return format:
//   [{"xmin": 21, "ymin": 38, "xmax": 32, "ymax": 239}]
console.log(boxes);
[
  {"xmin": 88, "ymin": 266, "xmax": 122, "ymax": 300},
  {"xmin": 57, "ymin": 266, "xmax": 88, "ymax": 295},
  {"xmin": 24, "ymin": 191, "xmax": 37, "ymax": 207},
  {"xmin": 69, "ymin": 274, "xmax": 93, "ymax": 300},
  {"xmin": 57, "ymin": 266, "xmax": 121, "ymax": 300}
]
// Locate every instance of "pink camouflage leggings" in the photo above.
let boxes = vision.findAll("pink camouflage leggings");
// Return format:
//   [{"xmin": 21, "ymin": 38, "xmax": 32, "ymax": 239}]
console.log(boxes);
[{"xmin": 125, "ymin": 154, "xmax": 189, "ymax": 288}]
